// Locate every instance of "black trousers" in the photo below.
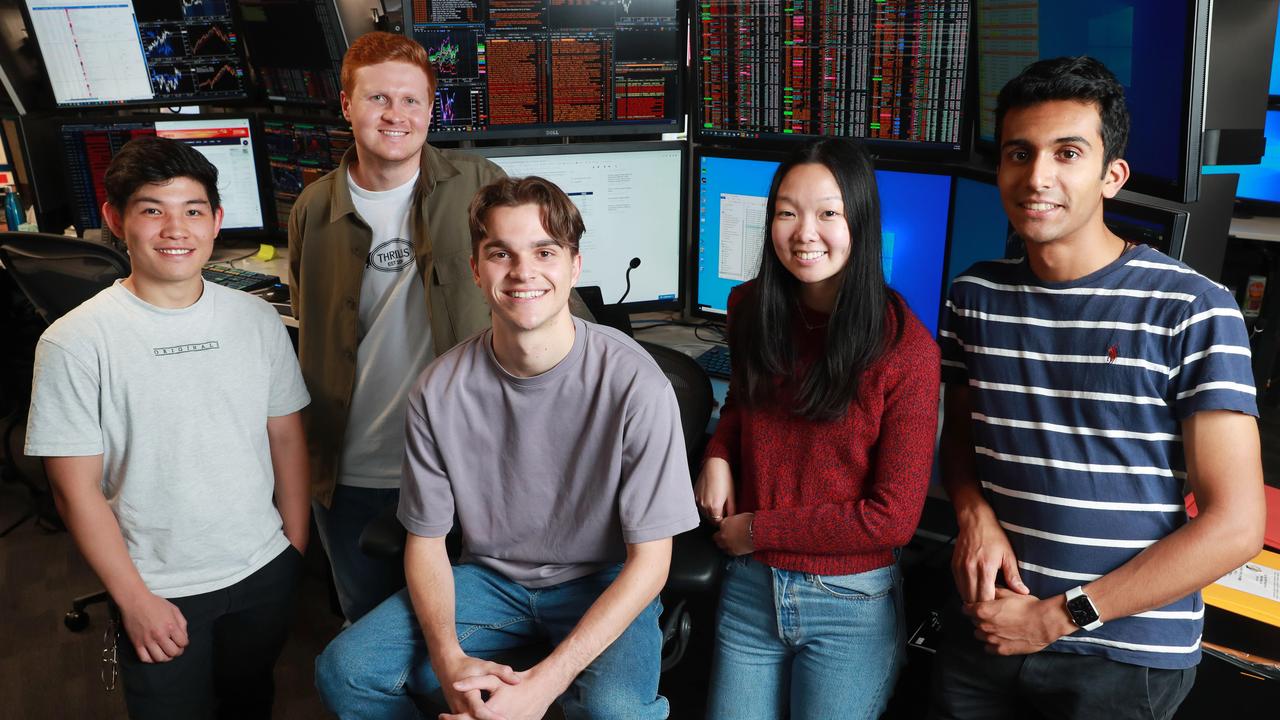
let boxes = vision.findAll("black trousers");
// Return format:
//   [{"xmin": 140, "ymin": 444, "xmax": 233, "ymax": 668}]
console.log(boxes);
[
  {"xmin": 113, "ymin": 545, "xmax": 303, "ymax": 720},
  {"xmin": 927, "ymin": 604, "xmax": 1196, "ymax": 720}
]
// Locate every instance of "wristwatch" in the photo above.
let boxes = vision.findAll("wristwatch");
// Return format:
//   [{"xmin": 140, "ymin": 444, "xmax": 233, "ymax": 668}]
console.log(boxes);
[{"xmin": 1064, "ymin": 586, "xmax": 1103, "ymax": 631}]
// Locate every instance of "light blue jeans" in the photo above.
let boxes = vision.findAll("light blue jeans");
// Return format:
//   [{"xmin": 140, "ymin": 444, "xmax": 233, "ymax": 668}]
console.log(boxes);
[
  {"xmin": 707, "ymin": 556, "xmax": 905, "ymax": 719},
  {"xmin": 315, "ymin": 562, "xmax": 669, "ymax": 720}
]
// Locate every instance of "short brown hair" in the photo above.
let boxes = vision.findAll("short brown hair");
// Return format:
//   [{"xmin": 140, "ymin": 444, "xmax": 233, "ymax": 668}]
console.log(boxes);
[
  {"xmin": 341, "ymin": 31, "xmax": 437, "ymax": 96},
  {"xmin": 468, "ymin": 176, "xmax": 585, "ymax": 257}
]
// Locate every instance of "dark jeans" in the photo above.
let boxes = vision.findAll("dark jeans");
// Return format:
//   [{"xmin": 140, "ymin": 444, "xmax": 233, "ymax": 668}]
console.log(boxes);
[
  {"xmin": 113, "ymin": 545, "xmax": 303, "ymax": 720},
  {"xmin": 928, "ymin": 605, "xmax": 1195, "ymax": 720}
]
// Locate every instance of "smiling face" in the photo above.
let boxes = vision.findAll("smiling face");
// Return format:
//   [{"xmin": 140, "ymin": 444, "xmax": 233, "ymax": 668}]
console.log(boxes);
[
  {"xmin": 471, "ymin": 203, "xmax": 581, "ymax": 337},
  {"xmin": 102, "ymin": 176, "xmax": 222, "ymax": 295},
  {"xmin": 770, "ymin": 162, "xmax": 853, "ymax": 303},
  {"xmin": 997, "ymin": 99, "xmax": 1129, "ymax": 249},
  {"xmin": 341, "ymin": 60, "xmax": 432, "ymax": 186}
]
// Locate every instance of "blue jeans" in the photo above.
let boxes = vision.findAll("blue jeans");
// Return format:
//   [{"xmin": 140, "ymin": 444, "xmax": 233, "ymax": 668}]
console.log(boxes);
[
  {"xmin": 315, "ymin": 562, "xmax": 669, "ymax": 720},
  {"xmin": 707, "ymin": 556, "xmax": 905, "ymax": 719},
  {"xmin": 312, "ymin": 485, "xmax": 404, "ymax": 622}
]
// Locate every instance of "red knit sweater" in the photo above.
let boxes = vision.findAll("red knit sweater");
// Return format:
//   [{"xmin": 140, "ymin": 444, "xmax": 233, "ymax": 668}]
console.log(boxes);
[{"xmin": 703, "ymin": 286, "xmax": 941, "ymax": 576}]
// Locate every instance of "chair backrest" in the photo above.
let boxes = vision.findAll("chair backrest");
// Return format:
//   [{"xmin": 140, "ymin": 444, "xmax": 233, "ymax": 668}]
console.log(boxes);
[
  {"xmin": 0, "ymin": 232, "xmax": 130, "ymax": 326},
  {"xmin": 638, "ymin": 340, "xmax": 715, "ymax": 462}
]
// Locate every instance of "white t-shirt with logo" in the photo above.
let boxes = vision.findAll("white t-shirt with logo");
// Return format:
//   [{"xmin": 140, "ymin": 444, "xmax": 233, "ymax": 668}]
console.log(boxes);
[{"xmin": 340, "ymin": 170, "xmax": 434, "ymax": 488}]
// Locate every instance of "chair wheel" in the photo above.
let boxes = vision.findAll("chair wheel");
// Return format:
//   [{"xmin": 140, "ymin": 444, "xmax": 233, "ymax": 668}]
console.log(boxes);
[{"xmin": 64, "ymin": 609, "xmax": 90, "ymax": 632}]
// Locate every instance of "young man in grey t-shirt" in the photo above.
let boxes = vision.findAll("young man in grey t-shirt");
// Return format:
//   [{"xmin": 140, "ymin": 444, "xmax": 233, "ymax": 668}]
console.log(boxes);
[
  {"xmin": 25, "ymin": 137, "xmax": 311, "ymax": 718},
  {"xmin": 316, "ymin": 176, "xmax": 699, "ymax": 719}
]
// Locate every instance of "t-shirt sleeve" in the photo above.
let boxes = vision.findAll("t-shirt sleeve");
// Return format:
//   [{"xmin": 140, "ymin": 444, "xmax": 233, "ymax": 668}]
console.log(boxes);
[
  {"xmin": 939, "ymin": 276, "xmax": 970, "ymax": 386},
  {"xmin": 1169, "ymin": 286, "xmax": 1258, "ymax": 419},
  {"xmin": 265, "ymin": 312, "xmax": 310, "ymax": 417},
  {"xmin": 24, "ymin": 337, "xmax": 105, "ymax": 457},
  {"xmin": 618, "ymin": 376, "xmax": 700, "ymax": 544},
  {"xmin": 397, "ymin": 385, "xmax": 456, "ymax": 538}
]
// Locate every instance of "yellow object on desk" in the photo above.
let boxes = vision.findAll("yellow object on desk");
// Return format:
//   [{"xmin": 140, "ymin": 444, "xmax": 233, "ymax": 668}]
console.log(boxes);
[
  {"xmin": 1203, "ymin": 549, "xmax": 1280, "ymax": 628},
  {"xmin": 255, "ymin": 244, "xmax": 278, "ymax": 261}
]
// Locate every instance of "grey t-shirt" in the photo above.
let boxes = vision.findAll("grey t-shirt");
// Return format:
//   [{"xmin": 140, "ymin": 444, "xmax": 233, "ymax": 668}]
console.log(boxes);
[
  {"xmin": 25, "ymin": 281, "xmax": 310, "ymax": 598},
  {"xmin": 339, "ymin": 170, "xmax": 434, "ymax": 489},
  {"xmin": 398, "ymin": 317, "xmax": 699, "ymax": 588}
]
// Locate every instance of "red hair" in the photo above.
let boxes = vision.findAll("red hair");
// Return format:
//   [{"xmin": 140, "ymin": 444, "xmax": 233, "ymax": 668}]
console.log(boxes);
[{"xmin": 341, "ymin": 31, "xmax": 437, "ymax": 95}]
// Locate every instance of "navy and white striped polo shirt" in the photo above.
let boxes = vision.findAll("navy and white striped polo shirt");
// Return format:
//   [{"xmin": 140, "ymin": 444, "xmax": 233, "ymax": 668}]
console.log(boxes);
[{"xmin": 940, "ymin": 244, "xmax": 1257, "ymax": 669}]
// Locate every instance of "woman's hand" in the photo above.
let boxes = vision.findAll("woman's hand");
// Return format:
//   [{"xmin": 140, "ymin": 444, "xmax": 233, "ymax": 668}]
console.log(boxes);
[{"xmin": 695, "ymin": 457, "xmax": 736, "ymax": 525}]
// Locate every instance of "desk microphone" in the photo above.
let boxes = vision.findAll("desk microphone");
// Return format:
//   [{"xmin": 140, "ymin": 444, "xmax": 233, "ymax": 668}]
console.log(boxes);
[{"xmin": 617, "ymin": 257, "xmax": 642, "ymax": 304}]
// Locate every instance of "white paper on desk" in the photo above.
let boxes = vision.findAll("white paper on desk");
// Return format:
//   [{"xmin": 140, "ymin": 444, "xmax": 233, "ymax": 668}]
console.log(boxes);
[{"xmin": 1214, "ymin": 562, "xmax": 1280, "ymax": 602}]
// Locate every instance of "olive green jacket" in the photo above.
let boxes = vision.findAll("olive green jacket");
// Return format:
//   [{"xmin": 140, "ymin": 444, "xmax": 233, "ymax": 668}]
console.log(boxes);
[{"xmin": 288, "ymin": 143, "xmax": 504, "ymax": 507}]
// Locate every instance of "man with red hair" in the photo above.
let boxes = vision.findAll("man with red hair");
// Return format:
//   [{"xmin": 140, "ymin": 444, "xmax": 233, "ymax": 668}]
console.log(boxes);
[{"xmin": 289, "ymin": 31, "xmax": 505, "ymax": 622}]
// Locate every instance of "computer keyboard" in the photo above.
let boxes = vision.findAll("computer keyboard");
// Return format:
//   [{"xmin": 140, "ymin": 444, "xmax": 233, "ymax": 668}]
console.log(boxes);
[
  {"xmin": 202, "ymin": 264, "xmax": 279, "ymax": 293},
  {"xmin": 696, "ymin": 344, "xmax": 732, "ymax": 379}
]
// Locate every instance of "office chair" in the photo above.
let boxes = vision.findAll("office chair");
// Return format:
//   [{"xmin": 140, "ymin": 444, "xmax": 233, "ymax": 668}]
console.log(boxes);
[
  {"xmin": 0, "ymin": 232, "xmax": 130, "ymax": 631},
  {"xmin": 358, "ymin": 339, "xmax": 723, "ymax": 705}
]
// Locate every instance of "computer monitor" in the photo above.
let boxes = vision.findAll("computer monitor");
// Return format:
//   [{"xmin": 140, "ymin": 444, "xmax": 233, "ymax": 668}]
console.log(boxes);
[
  {"xmin": 1103, "ymin": 195, "xmax": 1188, "ymax": 259},
  {"xmin": 1203, "ymin": 109, "xmax": 1280, "ymax": 216},
  {"xmin": 945, "ymin": 172, "xmax": 1010, "ymax": 292},
  {"xmin": 694, "ymin": 1, "xmax": 971, "ymax": 156},
  {"xmin": 691, "ymin": 148, "xmax": 953, "ymax": 336},
  {"xmin": 1271, "ymin": 11, "xmax": 1280, "ymax": 100},
  {"xmin": 477, "ymin": 142, "xmax": 685, "ymax": 310},
  {"xmin": 60, "ymin": 115, "xmax": 268, "ymax": 237},
  {"xmin": 260, "ymin": 115, "xmax": 352, "ymax": 232},
  {"xmin": 235, "ymin": 0, "xmax": 347, "ymax": 107},
  {"xmin": 976, "ymin": 0, "xmax": 1208, "ymax": 202},
  {"xmin": 409, "ymin": 0, "xmax": 683, "ymax": 140},
  {"xmin": 22, "ymin": 0, "xmax": 250, "ymax": 108}
]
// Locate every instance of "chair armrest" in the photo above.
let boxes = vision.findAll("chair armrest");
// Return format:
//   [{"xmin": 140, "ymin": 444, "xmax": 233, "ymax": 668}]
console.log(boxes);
[
  {"xmin": 665, "ymin": 524, "xmax": 725, "ymax": 596},
  {"xmin": 359, "ymin": 503, "xmax": 408, "ymax": 558}
]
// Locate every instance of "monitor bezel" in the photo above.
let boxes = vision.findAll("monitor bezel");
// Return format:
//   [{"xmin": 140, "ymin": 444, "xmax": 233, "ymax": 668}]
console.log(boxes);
[
  {"xmin": 406, "ymin": 1, "xmax": 686, "ymax": 141},
  {"xmin": 19, "ymin": 0, "xmax": 254, "ymax": 110},
  {"xmin": 1103, "ymin": 191, "xmax": 1191, "ymax": 260},
  {"xmin": 475, "ymin": 140, "xmax": 689, "ymax": 313},
  {"xmin": 689, "ymin": 3, "xmax": 974, "ymax": 161},
  {"xmin": 57, "ymin": 112, "xmax": 274, "ymax": 243},
  {"xmin": 972, "ymin": 0, "xmax": 1210, "ymax": 204}
]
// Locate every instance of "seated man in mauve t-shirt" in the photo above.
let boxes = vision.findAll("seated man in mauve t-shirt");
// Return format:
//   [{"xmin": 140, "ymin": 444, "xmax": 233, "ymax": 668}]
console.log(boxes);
[{"xmin": 316, "ymin": 175, "xmax": 700, "ymax": 720}]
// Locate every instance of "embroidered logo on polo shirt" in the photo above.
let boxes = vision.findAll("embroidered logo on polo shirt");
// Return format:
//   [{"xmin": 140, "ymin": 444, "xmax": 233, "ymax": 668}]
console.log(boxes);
[
  {"xmin": 1107, "ymin": 344, "xmax": 1119, "ymax": 363},
  {"xmin": 368, "ymin": 239, "xmax": 414, "ymax": 272},
  {"xmin": 153, "ymin": 341, "xmax": 220, "ymax": 357}
]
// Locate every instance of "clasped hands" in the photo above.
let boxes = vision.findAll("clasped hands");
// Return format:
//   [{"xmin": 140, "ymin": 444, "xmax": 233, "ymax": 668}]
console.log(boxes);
[
  {"xmin": 694, "ymin": 458, "xmax": 754, "ymax": 556},
  {"xmin": 436, "ymin": 653, "xmax": 563, "ymax": 720},
  {"xmin": 952, "ymin": 513, "xmax": 1077, "ymax": 655}
]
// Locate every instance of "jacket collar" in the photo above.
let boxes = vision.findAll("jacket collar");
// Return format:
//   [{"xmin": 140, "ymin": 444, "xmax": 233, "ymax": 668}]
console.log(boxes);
[{"xmin": 327, "ymin": 142, "xmax": 463, "ymax": 225}]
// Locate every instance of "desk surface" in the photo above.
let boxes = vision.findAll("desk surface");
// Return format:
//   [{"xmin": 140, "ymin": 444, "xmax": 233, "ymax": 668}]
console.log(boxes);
[{"xmin": 1230, "ymin": 215, "xmax": 1280, "ymax": 243}]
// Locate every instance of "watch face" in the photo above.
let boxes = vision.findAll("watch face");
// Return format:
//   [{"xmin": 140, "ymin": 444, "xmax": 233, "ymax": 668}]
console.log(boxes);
[{"xmin": 1067, "ymin": 594, "xmax": 1099, "ymax": 627}]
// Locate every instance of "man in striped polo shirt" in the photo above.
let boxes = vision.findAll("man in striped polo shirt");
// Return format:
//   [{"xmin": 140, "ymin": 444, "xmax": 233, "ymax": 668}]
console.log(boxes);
[{"xmin": 930, "ymin": 57, "xmax": 1266, "ymax": 719}]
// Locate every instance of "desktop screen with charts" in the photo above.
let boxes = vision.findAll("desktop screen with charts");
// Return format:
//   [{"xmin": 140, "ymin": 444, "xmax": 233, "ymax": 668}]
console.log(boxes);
[
  {"xmin": 24, "ymin": 0, "xmax": 250, "ymax": 107},
  {"xmin": 61, "ymin": 117, "xmax": 265, "ymax": 232},
  {"xmin": 481, "ymin": 145, "xmax": 683, "ymax": 307},
  {"xmin": 236, "ymin": 0, "xmax": 346, "ymax": 106},
  {"xmin": 410, "ymin": 0, "xmax": 682, "ymax": 138},
  {"xmin": 696, "ymin": 0, "xmax": 969, "ymax": 152},
  {"xmin": 695, "ymin": 154, "xmax": 951, "ymax": 335},
  {"xmin": 262, "ymin": 118, "xmax": 352, "ymax": 231}
]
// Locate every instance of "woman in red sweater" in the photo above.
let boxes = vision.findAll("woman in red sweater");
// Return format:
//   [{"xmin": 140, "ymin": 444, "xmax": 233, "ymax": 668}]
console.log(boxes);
[{"xmin": 696, "ymin": 138, "xmax": 940, "ymax": 718}]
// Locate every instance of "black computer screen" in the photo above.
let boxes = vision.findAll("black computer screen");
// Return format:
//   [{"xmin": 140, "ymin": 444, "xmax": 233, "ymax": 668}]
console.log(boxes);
[
  {"xmin": 976, "ymin": 0, "xmax": 1203, "ymax": 202},
  {"xmin": 409, "ymin": 0, "xmax": 683, "ymax": 139},
  {"xmin": 477, "ymin": 142, "xmax": 685, "ymax": 309},
  {"xmin": 23, "ymin": 0, "xmax": 250, "ymax": 108},
  {"xmin": 236, "ymin": 0, "xmax": 346, "ymax": 106},
  {"xmin": 695, "ymin": 0, "xmax": 970, "ymax": 155},
  {"xmin": 60, "ymin": 116, "xmax": 267, "ymax": 234},
  {"xmin": 261, "ymin": 116, "xmax": 352, "ymax": 231},
  {"xmin": 692, "ymin": 149, "xmax": 952, "ymax": 335}
]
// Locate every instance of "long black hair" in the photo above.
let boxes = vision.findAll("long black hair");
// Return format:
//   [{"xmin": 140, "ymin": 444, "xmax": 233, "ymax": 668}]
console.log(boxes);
[{"xmin": 730, "ymin": 138, "xmax": 903, "ymax": 422}]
